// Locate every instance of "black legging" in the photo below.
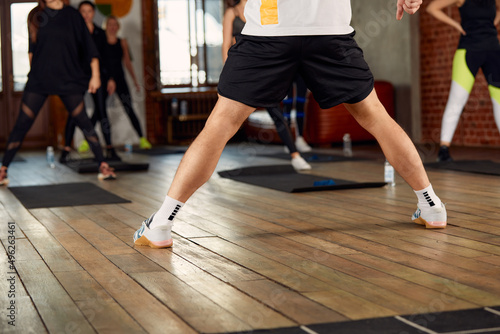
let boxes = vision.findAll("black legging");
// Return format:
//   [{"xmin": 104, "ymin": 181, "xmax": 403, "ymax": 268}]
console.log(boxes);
[
  {"xmin": 65, "ymin": 84, "xmax": 111, "ymax": 147},
  {"xmin": 2, "ymin": 91, "xmax": 105, "ymax": 168},
  {"xmin": 64, "ymin": 76, "xmax": 142, "ymax": 147},
  {"xmin": 266, "ymin": 106, "xmax": 298, "ymax": 154},
  {"xmin": 283, "ymin": 75, "xmax": 307, "ymax": 136},
  {"xmin": 114, "ymin": 76, "xmax": 143, "ymax": 138}
]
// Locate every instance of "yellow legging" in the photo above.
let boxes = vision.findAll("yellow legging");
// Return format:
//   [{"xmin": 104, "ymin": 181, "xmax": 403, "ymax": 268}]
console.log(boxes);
[{"xmin": 440, "ymin": 49, "xmax": 500, "ymax": 143}]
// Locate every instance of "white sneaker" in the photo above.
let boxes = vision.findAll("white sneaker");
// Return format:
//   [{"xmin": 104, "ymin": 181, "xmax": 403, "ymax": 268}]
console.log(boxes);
[
  {"xmin": 412, "ymin": 203, "xmax": 447, "ymax": 229},
  {"xmin": 295, "ymin": 136, "xmax": 312, "ymax": 152},
  {"xmin": 291, "ymin": 156, "xmax": 312, "ymax": 171},
  {"xmin": 133, "ymin": 213, "xmax": 174, "ymax": 248}
]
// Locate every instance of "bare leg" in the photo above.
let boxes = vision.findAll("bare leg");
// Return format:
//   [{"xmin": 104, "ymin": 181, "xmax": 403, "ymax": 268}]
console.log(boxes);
[
  {"xmin": 168, "ymin": 96, "xmax": 255, "ymax": 202},
  {"xmin": 134, "ymin": 91, "xmax": 443, "ymax": 248},
  {"xmin": 344, "ymin": 89, "xmax": 430, "ymax": 191}
]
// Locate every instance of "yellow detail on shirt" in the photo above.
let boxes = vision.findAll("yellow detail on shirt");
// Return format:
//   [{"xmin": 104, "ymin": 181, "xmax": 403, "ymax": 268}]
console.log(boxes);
[{"xmin": 260, "ymin": 0, "xmax": 278, "ymax": 25}]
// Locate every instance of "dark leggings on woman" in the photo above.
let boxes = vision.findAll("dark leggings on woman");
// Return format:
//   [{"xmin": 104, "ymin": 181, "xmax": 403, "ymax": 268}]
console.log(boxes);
[
  {"xmin": 114, "ymin": 76, "xmax": 143, "ymax": 138},
  {"xmin": 266, "ymin": 106, "xmax": 298, "ymax": 153},
  {"xmin": 283, "ymin": 75, "xmax": 307, "ymax": 136},
  {"xmin": 65, "ymin": 84, "xmax": 112, "ymax": 147},
  {"xmin": 2, "ymin": 91, "xmax": 104, "ymax": 168}
]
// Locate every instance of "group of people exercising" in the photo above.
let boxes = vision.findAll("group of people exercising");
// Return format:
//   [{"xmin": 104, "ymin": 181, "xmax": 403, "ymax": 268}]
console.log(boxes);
[
  {"xmin": 0, "ymin": 0, "xmax": 151, "ymax": 185},
  {"xmin": 1, "ymin": 0, "xmax": 499, "ymax": 247}
]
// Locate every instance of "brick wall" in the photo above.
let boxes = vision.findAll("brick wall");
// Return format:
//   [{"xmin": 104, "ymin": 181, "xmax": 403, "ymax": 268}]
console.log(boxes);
[{"xmin": 420, "ymin": 3, "xmax": 500, "ymax": 147}]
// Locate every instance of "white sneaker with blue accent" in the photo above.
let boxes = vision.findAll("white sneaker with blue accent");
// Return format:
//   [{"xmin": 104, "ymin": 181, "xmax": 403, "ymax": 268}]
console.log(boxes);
[
  {"xmin": 133, "ymin": 213, "xmax": 174, "ymax": 248},
  {"xmin": 412, "ymin": 203, "xmax": 447, "ymax": 229},
  {"xmin": 291, "ymin": 156, "xmax": 312, "ymax": 171}
]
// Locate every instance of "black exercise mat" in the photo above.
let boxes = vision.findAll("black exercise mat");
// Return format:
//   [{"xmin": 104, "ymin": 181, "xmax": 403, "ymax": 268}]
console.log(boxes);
[
  {"xmin": 307, "ymin": 316, "xmax": 422, "ymax": 334},
  {"xmin": 223, "ymin": 305, "xmax": 500, "ymax": 334},
  {"xmin": 399, "ymin": 307, "xmax": 500, "ymax": 333},
  {"xmin": 225, "ymin": 328, "xmax": 307, "ymax": 334},
  {"xmin": 425, "ymin": 160, "xmax": 500, "ymax": 176},
  {"xmin": 218, "ymin": 165, "xmax": 386, "ymax": 193},
  {"xmin": 0, "ymin": 155, "xmax": 25, "ymax": 162},
  {"xmin": 9, "ymin": 182, "xmax": 131, "ymax": 209},
  {"xmin": 258, "ymin": 152, "xmax": 366, "ymax": 163},
  {"xmin": 121, "ymin": 147, "xmax": 186, "ymax": 156},
  {"xmin": 64, "ymin": 158, "xmax": 149, "ymax": 173}
]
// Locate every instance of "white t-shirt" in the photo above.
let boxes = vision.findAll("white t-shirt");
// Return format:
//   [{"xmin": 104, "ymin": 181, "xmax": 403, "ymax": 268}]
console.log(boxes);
[{"xmin": 242, "ymin": 0, "xmax": 354, "ymax": 36}]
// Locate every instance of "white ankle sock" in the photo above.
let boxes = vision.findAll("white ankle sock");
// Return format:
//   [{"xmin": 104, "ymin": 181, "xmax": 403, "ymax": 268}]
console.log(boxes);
[
  {"xmin": 414, "ymin": 184, "xmax": 442, "ymax": 208},
  {"xmin": 150, "ymin": 196, "xmax": 184, "ymax": 228}
]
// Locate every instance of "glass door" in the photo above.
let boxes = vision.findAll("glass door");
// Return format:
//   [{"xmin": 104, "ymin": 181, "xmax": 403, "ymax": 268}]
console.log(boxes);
[
  {"xmin": 1, "ymin": 0, "xmax": 49, "ymax": 149},
  {"xmin": 11, "ymin": 2, "xmax": 35, "ymax": 91}
]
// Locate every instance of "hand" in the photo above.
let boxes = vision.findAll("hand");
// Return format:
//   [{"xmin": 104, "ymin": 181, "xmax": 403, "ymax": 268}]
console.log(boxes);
[
  {"xmin": 88, "ymin": 76, "xmax": 101, "ymax": 94},
  {"xmin": 107, "ymin": 79, "xmax": 116, "ymax": 95},
  {"xmin": 456, "ymin": 24, "xmax": 466, "ymax": 35},
  {"xmin": 397, "ymin": 0, "xmax": 422, "ymax": 20}
]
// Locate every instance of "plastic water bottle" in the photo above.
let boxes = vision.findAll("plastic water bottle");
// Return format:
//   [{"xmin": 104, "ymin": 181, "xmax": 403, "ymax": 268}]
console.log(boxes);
[
  {"xmin": 171, "ymin": 98, "xmax": 179, "ymax": 116},
  {"xmin": 180, "ymin": 100, "xmax": 188, "ymax": 116},
  {"xmin": 384, "ymin": 160, "xmax": 395, "ymax": 187},
  {"xmin": 343, "ymin": 133, "xmax": 352, "ymax": 157},
  {"xmin": 46, "ymin": 146, "xmax": 55, "ymax": 168},
  {"xmin": 124, "ymin": 140, "xmax": 133, "ymax": 154}
]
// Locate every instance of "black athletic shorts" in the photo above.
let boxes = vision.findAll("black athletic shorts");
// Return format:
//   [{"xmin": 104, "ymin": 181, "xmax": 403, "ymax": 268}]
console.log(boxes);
[{"xmin": 218, "ymin": 32, "xmax": 374, "ymax": 109}]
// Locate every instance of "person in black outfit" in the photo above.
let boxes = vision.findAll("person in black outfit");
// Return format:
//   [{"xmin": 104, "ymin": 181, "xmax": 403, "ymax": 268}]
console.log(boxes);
[
  {"xmin": 62, "ymin": 1, "xmax": 120, "ymax": 162},
  {"xmin": 104, "ymin": 15, "xmax": 152, "ymax": 150},
  {"xmin": 61, "ymin": 0, "xmax": 120, "ymax": 163},
  {"xmin": 0, "ymin": 0, "xmax": 115, "ymax": 186}
]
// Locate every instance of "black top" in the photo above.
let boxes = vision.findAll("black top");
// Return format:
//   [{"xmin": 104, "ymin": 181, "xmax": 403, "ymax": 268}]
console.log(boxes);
[
  {"xmin": 105, "ymin": 38, "xmax": 125, "ymax": 80},
  {"xmin": 233, "ymin": 16, "xmax": 245, "ymax": 36},
  {"xmin": 458, "ymin": 0, "xmax": 499, "ymax": 50},
  {"xmin": 25, "ymin": 6, "xmax": 99, "ymax": 95},
  {"xmin": 91, "ymin": 24, "xmax": 111, "ymax": 82}
]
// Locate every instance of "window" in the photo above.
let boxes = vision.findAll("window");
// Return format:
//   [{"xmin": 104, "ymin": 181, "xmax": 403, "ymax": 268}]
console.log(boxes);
[
  {"xmin": 11, "ymin": 2, "xmax": 37, "ymax": 91},
  {"xmin": 157, "ymin": 0, "xmax": 224, "ymax": 87}
]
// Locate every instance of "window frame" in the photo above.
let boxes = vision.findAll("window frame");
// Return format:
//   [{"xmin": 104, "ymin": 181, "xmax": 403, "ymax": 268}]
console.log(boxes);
[{"xmin": 156, "ymin": 0, "xmax": 225, "ymax": 88}]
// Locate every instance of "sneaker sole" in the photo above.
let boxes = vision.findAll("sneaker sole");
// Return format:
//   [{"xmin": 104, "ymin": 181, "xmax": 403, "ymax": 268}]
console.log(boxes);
[
  {"xmin": 413, "ymin": 217, "xmax": 447, "ymax": 229},
  {"xmin": 134, "ymin": 235, "xmax": 173, "ymax": 248},
  {"xmin": 97, "ymin": 173, "xmax": 116, "ymax": 181},
  {"xmin": 292, "ymin": 164, "xmax": 312, "ymax": 171}
]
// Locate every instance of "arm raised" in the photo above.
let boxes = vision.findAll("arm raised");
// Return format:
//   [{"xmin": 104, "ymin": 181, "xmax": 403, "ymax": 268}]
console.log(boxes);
[{"xmin": 426, "ymin": 0, "xmax": 466, "ymax": 34}]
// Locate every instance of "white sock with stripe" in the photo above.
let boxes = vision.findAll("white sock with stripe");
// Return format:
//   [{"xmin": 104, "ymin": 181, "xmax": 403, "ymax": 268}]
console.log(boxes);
[
  {"xmin": 414, "ymin": 184, "xmax": 442, "ymax": 208},
  {"xmin": 150, "ymin": 196, "xmax": 184, "ymax": 228}
]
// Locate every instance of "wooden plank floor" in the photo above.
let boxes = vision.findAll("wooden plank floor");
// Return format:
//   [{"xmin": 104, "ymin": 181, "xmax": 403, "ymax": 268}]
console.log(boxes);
[{"xmin": 1, "ymin": 143, "xmax": 500, "ymax": 333}]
